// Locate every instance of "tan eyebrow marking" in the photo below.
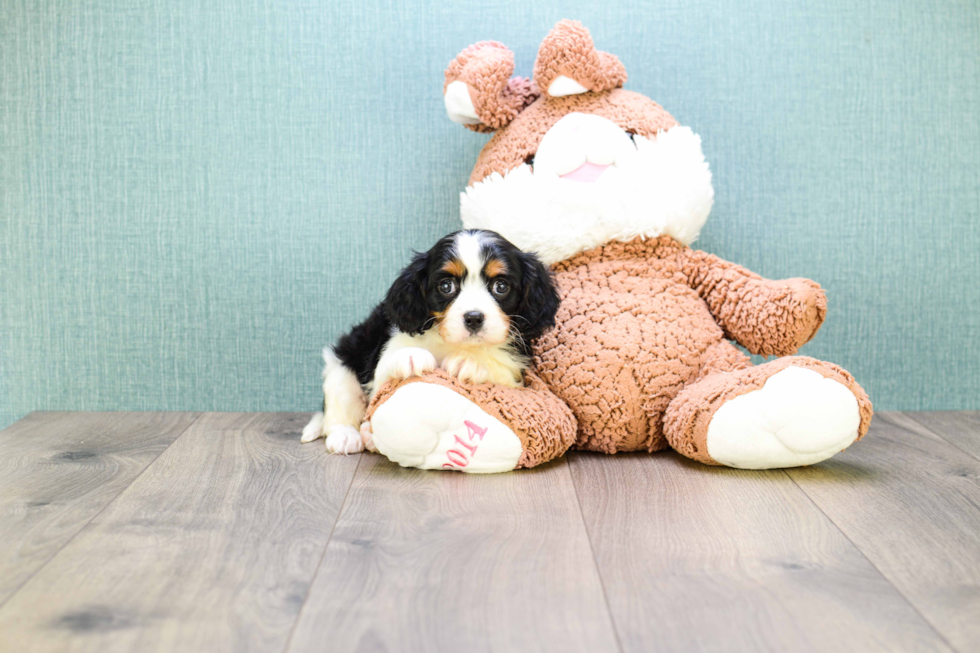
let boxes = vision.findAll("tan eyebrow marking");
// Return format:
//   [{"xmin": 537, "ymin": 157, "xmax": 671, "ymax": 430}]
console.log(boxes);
[
  {"xmin": 484, "ymin": 258, "xmax": 507, "ymax": 277},
  {"xmin": 441, "ymin": 259, "xmax": 465, "ymax": 277}
]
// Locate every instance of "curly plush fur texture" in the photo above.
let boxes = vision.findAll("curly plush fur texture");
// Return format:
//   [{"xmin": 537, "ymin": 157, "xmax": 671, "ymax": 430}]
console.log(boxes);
[
  {"xmin": 304, "ymin": 229, "xmax": 559, "ymax": 455},
  {"xmin": 534, "ymin": 237, "xmax": 871, "ymax": 454},
  {"xmin": 363, "ymin": 19, "xmax": 872, "ymax": 471}
]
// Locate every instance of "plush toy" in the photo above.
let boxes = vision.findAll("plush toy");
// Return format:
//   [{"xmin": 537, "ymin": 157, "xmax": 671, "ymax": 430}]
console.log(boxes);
[{"xmin": 364, "ymin": 20, "xmax": 873, "ymax": 473}]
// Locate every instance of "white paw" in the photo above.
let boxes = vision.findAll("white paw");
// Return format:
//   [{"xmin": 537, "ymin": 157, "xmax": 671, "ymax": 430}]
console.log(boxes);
[
  {"xmin": 706, "ymin": 366, "xmax": 861, "ymax": 469},
  {"xmin": 370, "ymin": 383, "xmax": 523, "ymax": 473},
  {"xmin": 359, "ymin": 421, "xmax": 376, "ymax": 452},
  {"xmin": 385, "ymin": 347, "xmax": 437, "ymax": 381},
  {"xmin": 301, "ymin": 412, "xmax": 325, "ymax": 443},
  {"xmin": 441, "ymin": 353, "xmax": 490, "ymax": 384},
  {"xmin": 325, "ymin": 425, "xmax": 365, "ymax": 455}
]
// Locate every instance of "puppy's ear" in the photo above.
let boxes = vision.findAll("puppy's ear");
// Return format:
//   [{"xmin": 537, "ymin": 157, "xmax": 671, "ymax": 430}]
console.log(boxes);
[
  {"xmin": 384, "ymin": 252, "xmax": 430, "ymax": 335},
  {"xmin": 516, "ymin": 251, "xmax": 561, "ymax": 342}
]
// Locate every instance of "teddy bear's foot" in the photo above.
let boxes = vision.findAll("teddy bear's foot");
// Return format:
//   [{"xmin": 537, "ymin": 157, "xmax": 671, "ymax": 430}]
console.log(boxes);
[
  {"xmin": 365, "ymin": 370, "xmax": 578, "ymax": 472},
  {"xmin": 369, "ymin": 382, "xmax": 524, "ymax": 473},
  {"xmin": 706, "ymin": 367, "xmax": 860, "ymax": 468},
  {"xmin": 665, "ymin": 357, "xmax": 873, "ymax": 469}
]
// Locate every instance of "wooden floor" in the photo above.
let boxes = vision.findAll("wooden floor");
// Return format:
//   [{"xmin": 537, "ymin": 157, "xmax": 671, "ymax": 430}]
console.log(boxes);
[{"xmin": 0, "ymin": 412, "xmax": 978, "ymax": 652}]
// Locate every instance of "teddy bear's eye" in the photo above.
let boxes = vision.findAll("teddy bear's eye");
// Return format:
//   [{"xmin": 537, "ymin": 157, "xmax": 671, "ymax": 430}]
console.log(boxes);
[
  {"xmin": 626, "ymin": 130, "xmax": 637, "ymax": 144},
  {"xmin": 524, "ymin": 153, "xmax": 536, "ymax": 168}
]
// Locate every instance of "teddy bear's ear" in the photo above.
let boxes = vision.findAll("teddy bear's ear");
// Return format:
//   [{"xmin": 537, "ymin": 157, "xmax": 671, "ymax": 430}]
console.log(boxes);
[
  {"xmin": 444, "ymin": 41, "xmax": 540, "ymax": 133},
  {"xmin": 533, "ymin": 20, "xmax": 627, "ymax": 98}
]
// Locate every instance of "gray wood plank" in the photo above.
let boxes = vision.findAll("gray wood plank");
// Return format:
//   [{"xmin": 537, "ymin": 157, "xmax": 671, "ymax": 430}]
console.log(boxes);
[
  {"xmin": 568, "ymin": 449, "xmax": 952, "ymax": 653},
  {"xmin": 788, "ymin": 412, "xmax": 980, "ymax": 653},
  {"xmin": 904, "ymin": 411, "xmax": 980, "ymax": 462},
  {"xmin": 0, "ymin": 411, "xmax": 200, "ymax": 607},
  {"xmin": 0, "ymin": 412, "xmax": 359, "ymax": 653},
  {"xmin": 286, "ymin": 454, "xmax": 620, "ymax": 653}
]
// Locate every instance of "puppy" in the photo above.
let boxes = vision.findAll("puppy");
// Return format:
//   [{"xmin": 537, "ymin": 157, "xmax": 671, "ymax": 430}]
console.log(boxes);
[{"xmin": 301, "ymin": 229, "xmax": 561, "ymax": 454}]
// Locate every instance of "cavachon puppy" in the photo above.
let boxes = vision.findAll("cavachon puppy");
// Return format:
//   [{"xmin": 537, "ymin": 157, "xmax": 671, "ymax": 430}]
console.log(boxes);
[{"xmin": 301, "ymin": 229, "xmax": 560, "ymax": 454}]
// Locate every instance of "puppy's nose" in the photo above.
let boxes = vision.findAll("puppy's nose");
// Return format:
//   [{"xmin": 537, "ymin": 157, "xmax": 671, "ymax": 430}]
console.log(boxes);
[{"xmin": 463, "ymin": 311, "xmax": 485, "ymax": 333}]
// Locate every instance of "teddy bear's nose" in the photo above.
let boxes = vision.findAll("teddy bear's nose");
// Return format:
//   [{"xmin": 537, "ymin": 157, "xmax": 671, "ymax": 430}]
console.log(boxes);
[{"xmin": 561, "ymin": 162, "xmax": 610, "ymax": 183}]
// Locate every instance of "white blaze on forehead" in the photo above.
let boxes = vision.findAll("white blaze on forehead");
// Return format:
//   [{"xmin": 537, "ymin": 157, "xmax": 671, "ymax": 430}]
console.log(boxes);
[
  {"xmin": 453, "ymin": 230, "xmax": 485, "ymax": 280},
  {"xmin": 443, "ymin": 231, "xmax": 510, "ymax": 345}
]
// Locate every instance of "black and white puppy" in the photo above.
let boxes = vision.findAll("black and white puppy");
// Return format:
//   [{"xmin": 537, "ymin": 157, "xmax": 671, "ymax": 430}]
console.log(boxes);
[{"xmin": 301, "ymin": 229, "xmax": 560, "ymax": 454}]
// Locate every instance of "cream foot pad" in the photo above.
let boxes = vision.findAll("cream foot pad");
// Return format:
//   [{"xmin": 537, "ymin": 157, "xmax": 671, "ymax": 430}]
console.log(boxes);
[
  {"xmin": 370, "ymin": 382, "xmax": 524, "ymax": 473},
  {"xmin": 706, "ymin": 366, "xmax": 861, "ymax": 469}
]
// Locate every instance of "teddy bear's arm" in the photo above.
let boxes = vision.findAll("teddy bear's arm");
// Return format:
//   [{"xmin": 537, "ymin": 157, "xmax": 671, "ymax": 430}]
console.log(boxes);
[{"xmin": 680, "ymin": 249, "xmax": 827, "ymax": 357}]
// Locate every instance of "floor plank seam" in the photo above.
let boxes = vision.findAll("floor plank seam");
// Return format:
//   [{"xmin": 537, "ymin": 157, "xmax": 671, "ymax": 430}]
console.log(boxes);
[
  {"xmin": 903, "ymin": 412, "xmax": 980, "ymax": 465},
  {"xmin": 566, "ymin": 453, "xmax": 626, "ymax": 653},
  {"xmin": 280, "ymin": 451, "xmax": 364, "ymax": 653},
  {"xmin": 782, "ymin": 468, "xmax": 960, "ymax": 652},
  {"xmin": 0, "ymin": 412, "xmax": 205, "ymax": 613}
]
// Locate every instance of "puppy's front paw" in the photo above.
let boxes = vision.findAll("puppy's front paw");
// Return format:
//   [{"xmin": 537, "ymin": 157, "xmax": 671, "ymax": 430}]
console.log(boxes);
[
  {"xmin": 387, "ymin": 347, "xmax": 437, "ymax": 380},
  {"xmin": 441, "ymin": 354, "xmax": 490, "ymax": 384},
  {"xmin": 325, "ymin": 425, "xmax": 365, "ymax": 455}
]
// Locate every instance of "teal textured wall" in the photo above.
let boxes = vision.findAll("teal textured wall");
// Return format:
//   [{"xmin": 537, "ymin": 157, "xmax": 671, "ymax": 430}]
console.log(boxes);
[{"xmin": 2, "ymin": 0, "xmax": 979, "ymax": 429}]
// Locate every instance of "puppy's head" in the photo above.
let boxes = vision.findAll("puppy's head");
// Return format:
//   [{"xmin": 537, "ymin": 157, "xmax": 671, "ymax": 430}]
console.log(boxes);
[{"xmin": 384, "ymin": 230, "xmax": 560, "ymax": 350}]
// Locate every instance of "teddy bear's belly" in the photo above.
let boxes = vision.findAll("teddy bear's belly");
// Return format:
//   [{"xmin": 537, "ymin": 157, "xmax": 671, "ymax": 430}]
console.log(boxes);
[{"xmin": 534, "ymin": 280, "xmax": 725, "ymax": 453}]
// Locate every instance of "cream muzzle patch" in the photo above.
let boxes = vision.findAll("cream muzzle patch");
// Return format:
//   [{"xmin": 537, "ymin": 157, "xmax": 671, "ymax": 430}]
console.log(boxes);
[{"xmin": 461, "ymin": 122, "xmax": 714, "ymax": 266}]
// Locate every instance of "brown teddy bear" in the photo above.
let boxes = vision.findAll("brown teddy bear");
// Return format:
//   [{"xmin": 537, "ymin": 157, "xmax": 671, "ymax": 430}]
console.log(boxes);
[{"xmin": 364, "ymin": 20, "xmax": 873, "ymax": 473}]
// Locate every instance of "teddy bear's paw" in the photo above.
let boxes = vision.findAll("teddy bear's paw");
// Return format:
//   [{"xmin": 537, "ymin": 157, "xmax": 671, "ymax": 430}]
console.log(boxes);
[
  {"xmin": 369, "ymin": 382, "xmax": 523, "ymax": 473},
  {"xmin": 325, "ymin": 425, "xmax": 365, "ymax": 455},
  {"xmin": 706, "ymin": 366, "xmax": 861, "ymax": 469}
]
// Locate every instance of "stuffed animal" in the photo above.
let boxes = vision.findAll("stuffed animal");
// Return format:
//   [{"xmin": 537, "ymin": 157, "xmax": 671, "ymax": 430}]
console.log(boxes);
[{"xmin": 363, "ymin": 20, "xmax": 873, "ymax": 473}]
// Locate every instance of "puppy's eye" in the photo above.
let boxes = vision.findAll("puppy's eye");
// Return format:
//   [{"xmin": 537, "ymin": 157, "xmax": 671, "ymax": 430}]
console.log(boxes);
[
  {"xmin": 492, "ymin": 279, "xmax": 510, "ymax": 296},
  {"xmin": 438, "ymin": 279, "xmax": 457, "ymax": 296}
]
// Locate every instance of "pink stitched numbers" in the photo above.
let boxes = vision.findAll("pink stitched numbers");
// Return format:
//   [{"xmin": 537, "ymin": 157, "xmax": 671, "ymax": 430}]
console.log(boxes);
[{"xmin": 442, "ymin": 420, "xmax": 488, "ymax": 469}]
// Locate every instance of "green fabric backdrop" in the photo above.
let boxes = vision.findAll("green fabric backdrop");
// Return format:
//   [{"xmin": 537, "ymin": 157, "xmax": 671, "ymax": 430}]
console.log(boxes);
[{"xmin": 2, "ymin": 0, "xmax": 978, "ymax": 429}]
